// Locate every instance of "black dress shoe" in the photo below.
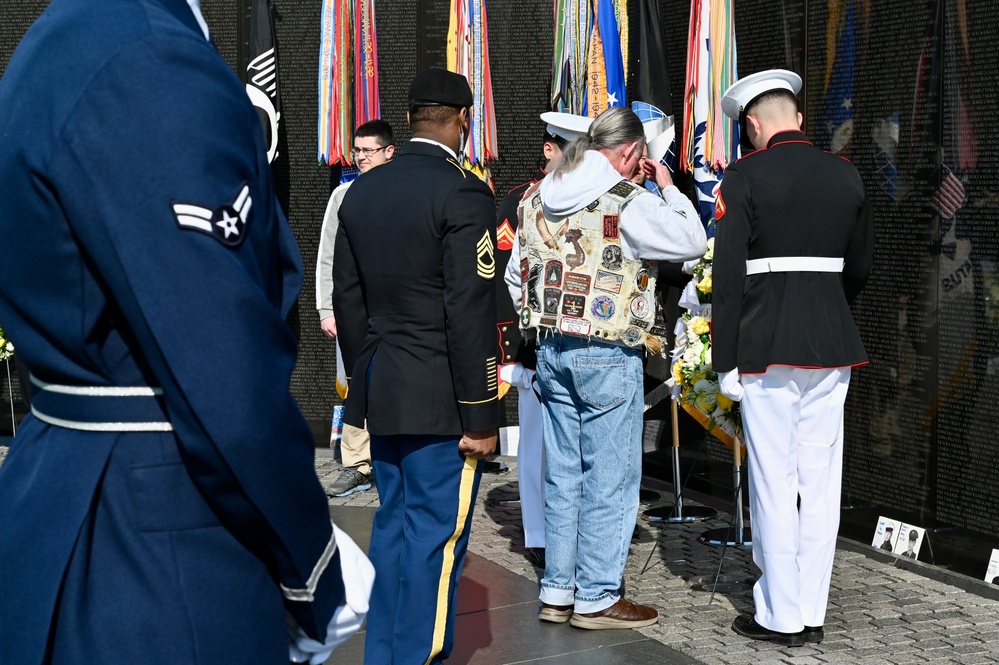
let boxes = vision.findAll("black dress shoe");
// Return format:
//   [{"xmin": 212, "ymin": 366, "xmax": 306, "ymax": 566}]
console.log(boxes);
[
  {"xmin": 481, "ymin": 461, "xmax": 509, "ymax": 474},
  {"xmin": 803, "ymin": 625, "xmax": 824, "ymax": 643},
  {"xmin": 731, "ymin": 615, "xmax": 805, "ymax": 647}
]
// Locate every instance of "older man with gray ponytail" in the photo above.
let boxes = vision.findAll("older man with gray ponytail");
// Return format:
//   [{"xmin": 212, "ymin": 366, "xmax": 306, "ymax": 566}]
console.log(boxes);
[{"xmin": 505, "ymin": 106, "xmax": 706, "ymax": 629}]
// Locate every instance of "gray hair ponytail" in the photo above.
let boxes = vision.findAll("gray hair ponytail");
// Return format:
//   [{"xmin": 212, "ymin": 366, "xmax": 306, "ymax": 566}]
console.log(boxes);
[{"xmin": 551, "ymin": 106, "xmax": 646, "ymax": 179}]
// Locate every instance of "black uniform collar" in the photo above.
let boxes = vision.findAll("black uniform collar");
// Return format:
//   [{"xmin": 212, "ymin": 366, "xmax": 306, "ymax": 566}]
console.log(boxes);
[
  {"xmin": 402, "ymin": 139, "xmax": 459, "ymax": 161},
  {"xmin": 767, "ymin": 130, "xmax": 812, "ymax": 149}
]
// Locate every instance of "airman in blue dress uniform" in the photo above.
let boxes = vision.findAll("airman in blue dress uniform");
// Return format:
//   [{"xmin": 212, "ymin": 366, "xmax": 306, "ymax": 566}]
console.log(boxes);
[{"xmin": 0, "ymin": 0, "xmax": 368, "ymax": 662}]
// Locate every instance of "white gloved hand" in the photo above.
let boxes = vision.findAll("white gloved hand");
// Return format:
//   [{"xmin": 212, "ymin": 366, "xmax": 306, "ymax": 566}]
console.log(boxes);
[
  {"xmin": 718, "ymin": 370, "xmax": 744, "ymax": 402},
  {"xmin": 288, "ymin": 524, "xmax": 376, "ymax": 664}
]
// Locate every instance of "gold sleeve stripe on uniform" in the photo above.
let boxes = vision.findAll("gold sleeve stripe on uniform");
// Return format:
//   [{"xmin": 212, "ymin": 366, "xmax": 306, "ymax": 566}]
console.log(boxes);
[
  {"xmin": 423, "ymin": 456, "xmax": 479, "ymax": 665},
  {"xmin": 486, "ymin": 357, "xmax": 497, "ymax": 391},
  {"xmin": 476, "ymin": 231, "xmax": 495, "ymax": 279},
  {"xmin": 457, "ymin": 395, "xmax": 498, "ymax": 405}
]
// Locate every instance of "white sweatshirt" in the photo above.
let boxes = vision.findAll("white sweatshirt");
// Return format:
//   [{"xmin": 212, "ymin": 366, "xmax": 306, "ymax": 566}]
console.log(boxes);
[{"xmin": 505, "ymin": 150, "xmax": 707, "ymax": 308}]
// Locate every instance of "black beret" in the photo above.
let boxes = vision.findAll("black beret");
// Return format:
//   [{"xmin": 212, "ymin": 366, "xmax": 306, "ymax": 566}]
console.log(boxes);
[{"xmin": 408, "ymin": 68, "xmax": 473, "ymax": 108}]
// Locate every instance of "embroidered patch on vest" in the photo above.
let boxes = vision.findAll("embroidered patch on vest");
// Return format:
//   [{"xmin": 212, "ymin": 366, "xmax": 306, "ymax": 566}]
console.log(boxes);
[
  {"xmin": 636, "ymin": 269, "xmax": 651, "ymax": 291},
  {"xmin": 172, "ymin": 184, "xmax": 252, "ymax": 248},
  {"xmin": 601, "ymin": 245, "xmax": 623, "ymax": 270},
  {"xmin": 476, "ymin": 231, "xmax": 495, "ymax": 279},
  {"xmin": 544, "ymin": 288, "xmax": 560, "ymax": 315},
  {"xmin": 608, "ymin": 181, "xmax": 638, "ymax": 198},
  {"xmin": 544, "ymin": 260, "xmax": 563, "ymax": 286},
  {"xmin": 629, "ymin": 295, "xmax": 650, "ymax": 318},
  {"xmin": 559, "ymin": 317, "xmax": 591, "ymax": 336},
  {"xmin": 564, "ymin": 229, "xmax": 586, "ymax": 269},
  {"xmin": 602, "ymin": 214, "xmax": 620, "ymax": 239},
  {"xmin": 594, "ymin": 270, "xmax": 624, "ymax": 294},
  {"xmin": 563, "ymin": 273, "xmax": 591, "ymax": 294},
  {"xmin": 591, "ymin": 296, "xmax": 615, "ymax": 321},
  {"xmin": 561, "ymin": 294, "xmax": 585, "ymax": 317},
  {"xmin": 526, "ymin": 264, "xmax": 543, "ymax": 310},
  {"xmin": 622, "ymin": 327, "xmax": 644, "ymax": 347}
]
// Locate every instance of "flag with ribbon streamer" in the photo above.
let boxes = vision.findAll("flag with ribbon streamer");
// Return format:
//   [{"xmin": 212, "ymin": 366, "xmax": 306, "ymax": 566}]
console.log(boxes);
[
  {"xmin": 550, "ymin": 0, "xmax": 628, "ymax": 117},
  {"xmin": 680, "ymin": 0, "xmax": 739, "ymax": 237},
  {"xmin": 448, "ymin": 0, "xmax": 499, "ymax": 179},
  {"xmin": 318, "ymin": 0, "xmax": 381, "ymax": 167}
]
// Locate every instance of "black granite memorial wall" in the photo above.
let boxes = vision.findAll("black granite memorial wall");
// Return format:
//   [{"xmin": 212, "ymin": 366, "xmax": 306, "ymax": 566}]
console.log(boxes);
[{"xmin": 2, "ymin": 0, "xmax": 998, "ymax": 574}]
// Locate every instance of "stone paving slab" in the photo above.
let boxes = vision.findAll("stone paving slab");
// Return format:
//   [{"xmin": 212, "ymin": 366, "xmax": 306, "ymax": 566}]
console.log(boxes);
[
  {"xmin": 318, "ymin": 451, "xmax": 999, "ymax": 665},
  {"xmin": 2, "ymin": 442, "xmax": 998, "ymax": 664}
]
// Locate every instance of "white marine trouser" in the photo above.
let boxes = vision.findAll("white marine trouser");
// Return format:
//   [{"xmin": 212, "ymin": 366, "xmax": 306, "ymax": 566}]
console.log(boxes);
[
  {"xmin": 739, "ymin": 366, "xmax": 851, "ymax": 633},
  {"xmin": 500, "ymin": 363, "xmax": 546, "ymax": 549}
]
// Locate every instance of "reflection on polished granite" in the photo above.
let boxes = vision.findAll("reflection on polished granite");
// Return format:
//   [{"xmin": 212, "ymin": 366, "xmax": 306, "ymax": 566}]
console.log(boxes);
[{"xmin": 327, "ymin": 505, "xmax": 702, "ymax": 665}]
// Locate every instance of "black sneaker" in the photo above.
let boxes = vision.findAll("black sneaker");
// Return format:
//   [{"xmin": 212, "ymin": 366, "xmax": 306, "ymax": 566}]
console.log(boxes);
[
  {"xmin": 731, "ymin": 615, "xmax": 805, "ymax": 647},
  {"xmin": 326, "ymin": 468, "xmax": 372, "ymax": 497}
]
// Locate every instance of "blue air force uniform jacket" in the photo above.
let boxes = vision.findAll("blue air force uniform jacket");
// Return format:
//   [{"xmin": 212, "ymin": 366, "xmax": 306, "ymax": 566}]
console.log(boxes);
[
  {"xmin": 0, "ymin": 0, "xmax": 345, "ymax": 662},
  {"xmin": 333, "ymin": 141, "xmax": 500, "ymax": 435},
  {"xmin": 712, "ymin": 131, "xmax": 875, "ymax": 374}
]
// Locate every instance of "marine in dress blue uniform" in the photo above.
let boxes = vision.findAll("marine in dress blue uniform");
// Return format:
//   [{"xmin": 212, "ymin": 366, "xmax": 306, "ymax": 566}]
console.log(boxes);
[
  {"xmin": 712, "ymin": 70, "xmax": 874, "ymax": 647},
  {"xmin": 0, "ymin": 0, "xmax": 365, "ymax": 663},
  {"xmin": 333, "ymin": 69, "xmax": 500, "ymax": 664}
]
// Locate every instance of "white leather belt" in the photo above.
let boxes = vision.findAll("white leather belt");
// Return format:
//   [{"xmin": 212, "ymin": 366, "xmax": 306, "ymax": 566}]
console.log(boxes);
[{"xmin": 745, "ymin": 256, "xmax": 844, "ymax": 275}]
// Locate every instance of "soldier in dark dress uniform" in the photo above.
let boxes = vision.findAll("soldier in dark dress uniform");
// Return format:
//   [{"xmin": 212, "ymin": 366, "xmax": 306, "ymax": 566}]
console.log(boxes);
[
  {"xmin": 333, "ymin": 68, "xmax": 499, "ymax": 664},
  {"xmin": 712, "ymin": 70, "xmax": 874, "ymax": 647},
  {"xmin": 496, "ymin": 112, "xmax": 592, "ymax": 569},
  {"xmin": 0, "ymin": 0, "xmax": 370, "ymax": 663}
]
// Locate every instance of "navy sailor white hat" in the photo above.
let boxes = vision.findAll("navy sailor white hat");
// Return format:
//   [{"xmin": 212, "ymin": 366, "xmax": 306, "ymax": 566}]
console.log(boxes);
[{"xmin": 721, "ymin": 69, "xmax": 802, "ymax": 121}]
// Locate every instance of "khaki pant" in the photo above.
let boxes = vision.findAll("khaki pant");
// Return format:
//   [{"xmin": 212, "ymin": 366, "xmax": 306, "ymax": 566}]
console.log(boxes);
[{"xmin": 341, "ymin": 422, "xmax": 371, "ymax": 475}]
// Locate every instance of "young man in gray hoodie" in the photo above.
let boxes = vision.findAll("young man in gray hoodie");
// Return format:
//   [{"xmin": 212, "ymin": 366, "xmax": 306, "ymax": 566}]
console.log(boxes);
[{"xmin": 505, "ymin": 106, "xmax": 706, "ymax": 629}]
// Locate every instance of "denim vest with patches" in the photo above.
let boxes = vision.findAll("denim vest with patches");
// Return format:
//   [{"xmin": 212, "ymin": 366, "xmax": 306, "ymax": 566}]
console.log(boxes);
[{"xmin": 518, "ymin": 179, "xmax": 667, "ymax": 354}]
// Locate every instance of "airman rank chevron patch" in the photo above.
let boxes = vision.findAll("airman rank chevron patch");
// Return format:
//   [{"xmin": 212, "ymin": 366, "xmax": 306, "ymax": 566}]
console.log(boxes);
[
  {"xmin": 172, "ymin": 184, "xmax": 252, "ymax": 248},
  {"xmin": 476, "ymin": 230, "xmax": 495, "ymax": 279}
]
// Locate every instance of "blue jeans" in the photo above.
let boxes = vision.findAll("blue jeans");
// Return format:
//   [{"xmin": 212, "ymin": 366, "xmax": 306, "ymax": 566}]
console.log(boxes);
[{"xmin": 535, "ymin": 334, "xmax": 643, "ymax": 613}]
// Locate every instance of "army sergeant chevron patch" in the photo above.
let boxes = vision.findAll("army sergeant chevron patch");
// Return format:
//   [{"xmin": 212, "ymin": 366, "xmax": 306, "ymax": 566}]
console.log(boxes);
[{"xmin": 476, "ymin": 230, "xmax": 495, "ymax": 279}]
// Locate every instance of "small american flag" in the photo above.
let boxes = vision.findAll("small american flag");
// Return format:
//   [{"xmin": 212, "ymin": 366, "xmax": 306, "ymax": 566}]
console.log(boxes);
[{"xmin": 931, "ymin": 165, "xmax": 966, "ymax": 219}]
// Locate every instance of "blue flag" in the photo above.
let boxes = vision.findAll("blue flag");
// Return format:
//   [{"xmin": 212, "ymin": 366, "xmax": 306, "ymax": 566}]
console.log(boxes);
[
  {"xmin": 823, "ymin": 0, "xmax": 855, "ymax": 156},
  {"xmin": 597, "ymin": 0, "xmax": 625, "ymax": 107}
]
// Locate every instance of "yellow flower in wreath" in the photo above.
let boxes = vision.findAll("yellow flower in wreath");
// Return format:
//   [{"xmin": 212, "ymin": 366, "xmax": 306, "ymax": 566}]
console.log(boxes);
[
  {"xmin": 697, "ymin": 273, "xmax": 712, "ymax": 294},
  {"xmin": 716, "ymin": 392, "xmax": 734, "ymax": 411},
  {"xmin": 689, "ymin": 316, "xmax": 710, "ymax": 336}
]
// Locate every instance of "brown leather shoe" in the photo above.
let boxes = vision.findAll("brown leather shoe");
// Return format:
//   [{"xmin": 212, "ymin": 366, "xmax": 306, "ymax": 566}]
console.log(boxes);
[
  {"xmin": 569, "ymin": 598, "xmax": 659, "ymax": 630},
  {"xmin": 538, "ymin": 602, "xmax": 573, "ymax": 623}
]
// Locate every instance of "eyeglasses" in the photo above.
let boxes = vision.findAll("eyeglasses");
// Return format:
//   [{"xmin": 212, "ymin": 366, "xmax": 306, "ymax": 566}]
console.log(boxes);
[{"xmin": 351, "ymin": 146, "xmax": 388, "ymax": 156}]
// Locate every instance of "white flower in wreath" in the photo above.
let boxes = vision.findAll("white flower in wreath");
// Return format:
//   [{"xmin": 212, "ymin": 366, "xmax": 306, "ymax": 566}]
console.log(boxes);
[{"xmin": 703, "ymin": 237, "xmax": 715, "ymax": 261}]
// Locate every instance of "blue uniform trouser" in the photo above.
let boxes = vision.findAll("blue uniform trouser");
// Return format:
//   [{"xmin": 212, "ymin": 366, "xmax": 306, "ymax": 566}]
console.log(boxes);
[{"xmin": 363, "ymin": 434, "xmax": 482, "ymax": 665}]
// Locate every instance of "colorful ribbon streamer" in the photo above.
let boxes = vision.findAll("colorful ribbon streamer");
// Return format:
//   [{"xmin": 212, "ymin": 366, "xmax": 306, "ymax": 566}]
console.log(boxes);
[
  {"xmin": 318, "ymin": 0, "xmax": 381, "ymax": 166},
  {"xmin": 447, "ymin": 0, "xmax": 498, "ymax": 172}
]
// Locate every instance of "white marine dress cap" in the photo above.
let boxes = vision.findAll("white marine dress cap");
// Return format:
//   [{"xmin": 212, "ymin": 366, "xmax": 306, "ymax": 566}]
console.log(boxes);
[
  {"xmin": 540, "ymin": 111, "xmax": 594, "ymax": 142},
  {"xmin": 721, "ymin": 69, "xmax": 802, "ymax": 121}
]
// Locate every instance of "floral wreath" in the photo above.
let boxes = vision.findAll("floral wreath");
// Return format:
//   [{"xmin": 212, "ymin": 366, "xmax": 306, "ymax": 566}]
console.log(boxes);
[{"xmin": 667, "ymin": 238, "xmax": 742, "ymax": 449}]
